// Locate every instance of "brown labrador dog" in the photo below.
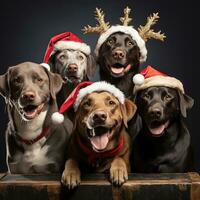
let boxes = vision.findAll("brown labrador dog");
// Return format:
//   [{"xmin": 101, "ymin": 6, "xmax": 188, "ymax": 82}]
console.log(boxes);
[
  {"xmin": 0, "ymin": 62, "xmax": 69, "ymax": 173},
  {"xmin": 61, "ymin": 91, "xmax": 137, "ymax": 188}
]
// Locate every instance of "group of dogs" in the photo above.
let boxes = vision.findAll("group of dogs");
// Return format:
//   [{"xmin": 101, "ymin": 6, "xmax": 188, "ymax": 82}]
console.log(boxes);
[{"xmin": 0, "ymin": 7, "xmax": 194, "ymax": 189}]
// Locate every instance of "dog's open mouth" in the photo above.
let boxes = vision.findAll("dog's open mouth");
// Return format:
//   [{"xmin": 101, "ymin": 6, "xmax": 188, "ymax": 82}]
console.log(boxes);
[
  {"xmin": 20, "ymin": 103, "xmax": 45, "ymax": 120},
  {"xmin": 109, "ymin": 63, "xmax": 131, "ymax": 76},
  {"xmin": 88, "ymin": 126, "xmax": 113, "ymax": 152},
  {"xmin": 148, "ymin": 120, "xmax": 169, "ymax": 137}
]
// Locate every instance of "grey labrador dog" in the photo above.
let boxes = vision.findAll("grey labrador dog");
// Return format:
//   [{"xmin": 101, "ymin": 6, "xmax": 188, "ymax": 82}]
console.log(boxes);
[
  {"xmin": 48, "ymin": 49, "xmax": 96, "ymax": 107},
  {"xmin": 0, "ymin": 62, "xmax": 69, "ymax": 173}
]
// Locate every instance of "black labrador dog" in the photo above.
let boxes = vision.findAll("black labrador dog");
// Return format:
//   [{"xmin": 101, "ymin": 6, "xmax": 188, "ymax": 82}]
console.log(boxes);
[
  {"xmin": 97, "ymin": 32, "xmax": 141, "ymax": 97},
  {"xmin": 132, "ymin": 86, "xmax": 194, "ymax": 173}
]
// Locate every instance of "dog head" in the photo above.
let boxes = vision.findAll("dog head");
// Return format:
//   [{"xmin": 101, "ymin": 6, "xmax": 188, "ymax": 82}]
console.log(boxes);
[
  {"xmin": 48, "ymin": 49, "xmax": 96, "ymax": 83},
  {"xmin": 97, "ymin": 32, "xmax": 140, "ymax": 78},
  {"xmin": 136, "ymin": 86, "xmax": 194, "ymax": 137},
  {"xmin": 0, "ymin": 62, "xmax": 63, "ymax": 121},
  {"xmin": 74, "ymin": 91, "xmax": 136, "ymax": 152}
]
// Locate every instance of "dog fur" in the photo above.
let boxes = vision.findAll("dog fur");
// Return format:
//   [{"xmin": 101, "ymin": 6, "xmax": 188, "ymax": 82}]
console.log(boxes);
[
  {"xmin": 0, "ymin": 62, "xmax": 69, "ymax": 173},
  {"xmin": 61, "ymin": 91, "xmax": 137, "ymax": 188},
  {"xmin": 48, "ymin": 49, "xmax": 96, "ymax": 107},
  {"xmin": 132, "ymin": 86, "xmax": 194, "ymax": 173},
  {"xmin": 97, "ymin": 32, "xmax": 141, "ymax": 97}
]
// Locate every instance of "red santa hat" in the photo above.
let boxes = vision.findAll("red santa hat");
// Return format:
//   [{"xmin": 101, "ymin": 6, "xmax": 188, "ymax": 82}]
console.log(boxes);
[
  {"xmin": 51, "ymin": 81, "xmax": 125, "ymax": 124},
  {"xmin": 94, "ymin": 25, "xmax": 147, "ymax": 63},
  {"xmin": 132, "ymin": 66, "xmax": 184, "ymax": 94},
  {"xmin": 43, "ymin": 32, "xmax": 91, "ymax": 63}
]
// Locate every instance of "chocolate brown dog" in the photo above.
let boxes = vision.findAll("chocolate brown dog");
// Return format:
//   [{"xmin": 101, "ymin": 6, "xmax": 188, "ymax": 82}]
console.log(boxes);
[{"xmin": 61, "ymin": 82, "xmax": 137, "ymax": 188}]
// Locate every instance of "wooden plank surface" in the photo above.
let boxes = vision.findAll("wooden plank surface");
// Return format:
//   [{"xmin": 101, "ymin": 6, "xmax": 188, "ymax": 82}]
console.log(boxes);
[{"xmin": 0, "ymin": 173, "xmax": 199, "ymax": 200}]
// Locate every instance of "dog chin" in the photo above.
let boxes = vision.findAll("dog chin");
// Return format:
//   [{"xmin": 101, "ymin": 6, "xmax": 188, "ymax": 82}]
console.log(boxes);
[
  {"xmin": 87, "ymin": 126, "xmax": 114, "ymax": 152},
  {"xmin": 18, "ymin": 103, "xmax": 46, "ymax": 121},
  {"xmin": 147, "ymin": 120, "xmax": 170, "ymax": 137},
  {"xmin": 107, "ymin": 64, "xmax": 131, "ymax": 78},
  {"xmin": 63, "ymin": 76, "xmax": 81, "ymax": 84}
]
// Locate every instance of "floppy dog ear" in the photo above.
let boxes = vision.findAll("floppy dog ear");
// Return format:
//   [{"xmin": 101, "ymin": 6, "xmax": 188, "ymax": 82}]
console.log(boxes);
[
  {"xmin": 47, "ymin": 54, "xmax": 56, "ymax": 73},
  {"xmin": 0, "ymin": 70, "xmax": 11, "ymax": 98},
  {"xmin": 86, "ymin": 55, "xmax": 96, "ymax": 80},
  {"xmin": 45, "ymin": 69, "xmax": 63, "ymax": 100},
  {"xmin": 121, "ymin": 98, "xmax": 137, "ymax": 128},
  {"xmin": 177, "ymin": 90, "xmax": 194, "ymax": 118}
]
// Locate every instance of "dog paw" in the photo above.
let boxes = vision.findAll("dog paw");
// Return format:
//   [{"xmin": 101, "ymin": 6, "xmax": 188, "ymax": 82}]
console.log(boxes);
[
  {"xmin": 110, "ymin": 158, "xmax": 128, "ymax": 186},
  {"xmin": 61, "ymin": 159, "xmax": 81, "ymax": 189}
]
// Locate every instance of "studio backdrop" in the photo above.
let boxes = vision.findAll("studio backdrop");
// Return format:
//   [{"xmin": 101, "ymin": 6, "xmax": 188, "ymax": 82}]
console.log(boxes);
[{"xmin": 0, "ymin": 0, "xmax": 199, "ymax": 172}]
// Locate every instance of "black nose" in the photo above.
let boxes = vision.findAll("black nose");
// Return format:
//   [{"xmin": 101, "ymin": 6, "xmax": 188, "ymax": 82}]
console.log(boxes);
[
  {"xmin": 67, "ymin": 64, "xmax": 78, "ymax": 73},
  {"xmin": 22, "ymin": 91, "xmax": 36, "ymax": 101},
  {"xmin": 149, "ymin": 108, "xmax": 162, "ymax": 118},
  {"xmin": 112, "ymin": 49, "xmax": 125, "ymax": 59},
  {"xmin": 93, "ymin": 111, "xmax": 107, "ymax": 124}
]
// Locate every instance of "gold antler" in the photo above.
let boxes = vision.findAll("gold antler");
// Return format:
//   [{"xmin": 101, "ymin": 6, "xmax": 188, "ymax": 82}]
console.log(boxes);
[
  {"xmin": 138, "ymin": 13, "xmax": 166, "ymax": 41},
  {"xmin": 82, "ymin": 8, "xmax": 110, "ymax": 34},
  {"xmin": 120, "ymin": 6, "xmax": 132, "ymax": 26}
]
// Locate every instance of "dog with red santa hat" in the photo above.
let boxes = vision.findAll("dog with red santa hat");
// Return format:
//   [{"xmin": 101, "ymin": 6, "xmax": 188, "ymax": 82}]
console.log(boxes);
[
  {"xmin": 43, "ymin": 32, "xmax": 96, "ymax": 133},
  {"xmin": 43, "ymin": 32, "xmax": 96, "ymax": 107},
  {"xmin": 51, "ymin": 81, "xmax": 137, "ymax": 188},
  {"xmin": 131, "ymin": 66, "xmax": 194, "ymax": 173}
]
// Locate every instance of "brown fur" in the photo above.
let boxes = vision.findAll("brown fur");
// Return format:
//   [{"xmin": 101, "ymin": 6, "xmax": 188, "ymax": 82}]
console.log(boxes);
[{"xmin": 61, "ymin": 92, "xmax": 136, "ymax": 188}]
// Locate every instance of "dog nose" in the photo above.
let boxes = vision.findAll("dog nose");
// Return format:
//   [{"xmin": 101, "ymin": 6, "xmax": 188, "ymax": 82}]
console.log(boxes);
[
  {"xmin": 112, "ymin": 49, "xmax": 125, "ymax": 59},
  {"xmin": 149, "ymin": 108, "xmax": 162, "ymax": 118},
  {"xmin": 22, "ymin": 91, "xmax": 36, "ymax": 101},
  {"xmin": 93, "ymin": 111, "xmax": 107, "ymax": 124},
  {"xmin": 67, "ymin": 64, "xmax": 78, "ymax": 73}
]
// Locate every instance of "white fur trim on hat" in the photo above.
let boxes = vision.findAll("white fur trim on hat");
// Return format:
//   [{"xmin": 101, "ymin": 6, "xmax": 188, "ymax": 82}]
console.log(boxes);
[
  {"xmin": 54, "ymin": 41, "xmax": 91, "ymax": 55},
  {"xmin": 74, "ymin": 81, "xmax": 125, "ymax": 111},
  {"xmin": 40, "ymin": 63, "xmax": 50, "ymax": 71},
  {"xmin": 94, "ymin": 25, "xmax": 147, "ymax": 63},
  {"xmin": 134, "ymin": 75, "xmax": 185, "ymax": 94}
]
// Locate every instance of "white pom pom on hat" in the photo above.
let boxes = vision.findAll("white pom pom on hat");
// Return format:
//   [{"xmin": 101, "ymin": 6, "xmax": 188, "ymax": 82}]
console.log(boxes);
[
  {"xmin": 40, "ymin": 63, "xmax": 50, "ymax": 71},
  {"xmin": 51, "ymin": 112, "xmax": 64, "ymax": 125},
  {"xmin": 132, "ymin": 73, "xmax": 145, "ymax": 85}
]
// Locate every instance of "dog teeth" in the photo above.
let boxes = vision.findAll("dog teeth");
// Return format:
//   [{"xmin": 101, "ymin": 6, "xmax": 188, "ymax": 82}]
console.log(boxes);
[{"xmin": 91, "ymin": 129, "xmax": 95, "ymax": 137}]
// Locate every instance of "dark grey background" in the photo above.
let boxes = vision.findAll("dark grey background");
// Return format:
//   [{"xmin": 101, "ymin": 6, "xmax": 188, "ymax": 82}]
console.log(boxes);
[{"xmin": 0, "ymin": 0, "xmax": 199, "ymax": 172}]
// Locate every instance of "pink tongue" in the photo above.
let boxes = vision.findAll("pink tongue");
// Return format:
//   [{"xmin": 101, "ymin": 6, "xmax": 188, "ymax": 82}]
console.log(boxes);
[
  {"xmin": 110, "ymin": 67, "xmax": 124, "ymax": 74},
  {"xmin": 90, "ymin": 132, "xmax": 109, "ymax": 150},
  {"xmin": 25, "ymin": 109, "xmax": 37, "ymax": 118},
  {"xmin": 149, "ymin": 121, "xmax": 169, "ymax": 136}
]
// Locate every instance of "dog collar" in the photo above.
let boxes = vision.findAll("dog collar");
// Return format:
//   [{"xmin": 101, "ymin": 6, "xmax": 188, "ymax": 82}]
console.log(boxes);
[
  {"xmin": 77, "ymin": 136, "xmax": 125, "ymax": 166},
  {"xmin": 15, "ymin": 128, "xmax": 49, "ymax": 145}
]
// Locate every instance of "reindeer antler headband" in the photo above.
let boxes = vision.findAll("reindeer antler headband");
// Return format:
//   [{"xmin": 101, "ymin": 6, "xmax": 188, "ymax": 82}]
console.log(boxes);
[{"xmin": 82, "ymin": 7, "xmax": 166, "ymax": 62}]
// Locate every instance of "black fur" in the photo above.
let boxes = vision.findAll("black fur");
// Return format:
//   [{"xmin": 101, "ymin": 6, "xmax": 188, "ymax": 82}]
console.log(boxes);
[{"xmin": 132, "ymin": 86, "xmax": 194, "ymax": 173}]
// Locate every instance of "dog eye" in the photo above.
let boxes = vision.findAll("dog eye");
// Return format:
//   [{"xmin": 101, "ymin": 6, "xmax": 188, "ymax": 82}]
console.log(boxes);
[
  {"xmin": 78, "ymin": 55, "xmax": 84, "ymax": 60},
  {"xmin": 13, "ymin": 77, "xmax": 22, "ymax": 84},
  {"xmin": 143, "ymin": 93, "xmax": 150, "ymax": 99},
  {"xmin": 107, "ymin": 39, "xmax": 114, "ymax": 45},
  {"xmin": 59, "ymin": 55, "xmax": 66, "ymax": 60},
  {"xmin": 83, "ymin": 101, "xmax": 91, "ymax": 107},
  {"xmin": 37, "ymin": 77, "xmax": 43, "ymax": 82},
  {"xmin": 108, "ymin": 100, "xmax": 116, "ymax": 106},
  {"xmin": 127, "ymin": 41, "xmax": 134, "ymax": 47},
  {"xmin": 165, "ymin": 94, "xmax": 172, "ymax": 101}
]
